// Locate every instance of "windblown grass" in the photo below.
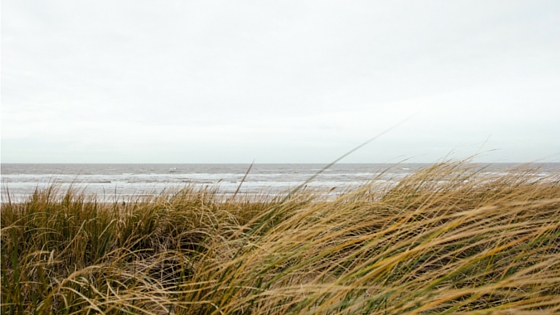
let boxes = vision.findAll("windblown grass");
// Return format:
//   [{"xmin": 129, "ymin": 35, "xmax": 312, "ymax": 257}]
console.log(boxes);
[{"xmin": 2, "ymin": 161, "xmax": 560, "ymax": 314}]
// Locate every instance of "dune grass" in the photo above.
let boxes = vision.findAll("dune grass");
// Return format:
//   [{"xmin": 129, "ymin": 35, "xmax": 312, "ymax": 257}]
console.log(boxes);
[{"xmin": 2, "ymin": 161, "xmax": 560, "ymax": 314}]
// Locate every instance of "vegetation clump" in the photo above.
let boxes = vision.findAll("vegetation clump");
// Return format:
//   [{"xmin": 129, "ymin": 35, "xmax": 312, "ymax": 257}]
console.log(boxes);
[{"xmin": 2, "ymin": 162, "xmax": 560, "ymax": 314}]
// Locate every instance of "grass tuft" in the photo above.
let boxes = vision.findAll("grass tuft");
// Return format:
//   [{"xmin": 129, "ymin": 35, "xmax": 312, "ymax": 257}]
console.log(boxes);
[{"xmin": 2, "ymin": 161, "xmax": 560, "ymax": 314}]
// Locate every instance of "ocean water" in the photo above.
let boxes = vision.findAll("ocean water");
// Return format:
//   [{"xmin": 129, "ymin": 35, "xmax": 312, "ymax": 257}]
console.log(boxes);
[{"xmin": 2, "ymin": 163, "xmax": 559, "ymax": 202}]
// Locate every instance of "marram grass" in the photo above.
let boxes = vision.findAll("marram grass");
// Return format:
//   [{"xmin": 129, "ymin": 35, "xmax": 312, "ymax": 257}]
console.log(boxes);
[{"xmin": 2, "ymin": 162, "xmax": 560, "ymax": 314}]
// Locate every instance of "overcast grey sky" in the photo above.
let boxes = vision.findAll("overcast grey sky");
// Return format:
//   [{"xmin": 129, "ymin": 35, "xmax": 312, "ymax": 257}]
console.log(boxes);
[{"xmin": 2, "ymin": 1, "xmax": 559, "ymax": 163}]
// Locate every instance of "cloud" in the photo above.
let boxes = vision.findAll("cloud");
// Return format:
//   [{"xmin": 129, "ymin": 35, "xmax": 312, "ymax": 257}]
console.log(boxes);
[{"xmin": 2, "ymin": 1, "xmax": 559, "ymax": 162}]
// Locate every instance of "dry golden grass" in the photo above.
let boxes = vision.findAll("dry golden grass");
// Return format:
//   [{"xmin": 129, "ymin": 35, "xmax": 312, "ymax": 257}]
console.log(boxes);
[{"xmin": 2, "ymin": 161, "xmax": 560, "ymax": 314}]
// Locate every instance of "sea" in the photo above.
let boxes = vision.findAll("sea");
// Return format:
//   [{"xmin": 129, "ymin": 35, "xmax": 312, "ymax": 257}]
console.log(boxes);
[{"xmin": 2, "ymin": 163, "xmax": 559, "ymax": 202}]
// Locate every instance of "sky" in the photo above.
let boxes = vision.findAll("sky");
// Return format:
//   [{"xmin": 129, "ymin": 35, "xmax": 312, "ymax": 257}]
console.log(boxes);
[{"xmin": 2, "ymin": 1, "xmax": 560, "ymax": 164}]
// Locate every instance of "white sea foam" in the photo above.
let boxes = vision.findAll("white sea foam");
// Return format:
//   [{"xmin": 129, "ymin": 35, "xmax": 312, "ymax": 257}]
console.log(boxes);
[{"xmin": 2, "ymin": 163, "xmax": 558, "ymax": 202}]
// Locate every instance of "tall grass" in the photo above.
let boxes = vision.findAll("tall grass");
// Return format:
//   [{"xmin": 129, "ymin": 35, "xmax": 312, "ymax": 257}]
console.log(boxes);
[{"xmin": 2, "ymin": 161, "xmax": 560, "ymax": 314}]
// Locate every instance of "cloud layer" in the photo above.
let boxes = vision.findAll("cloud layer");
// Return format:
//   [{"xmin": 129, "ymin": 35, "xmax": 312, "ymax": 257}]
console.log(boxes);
[{"xmin": 3, "ymin": 1, "xmax": 560, "ymax": 163}]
